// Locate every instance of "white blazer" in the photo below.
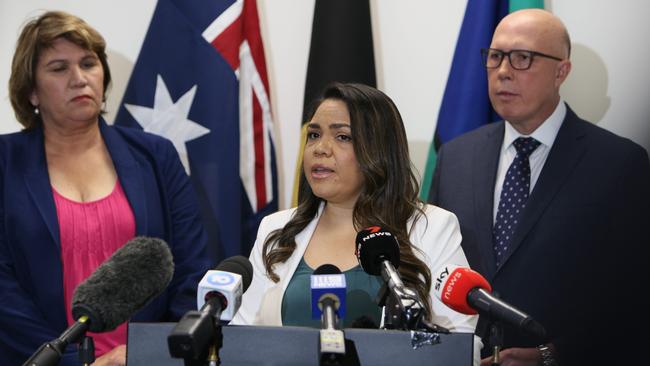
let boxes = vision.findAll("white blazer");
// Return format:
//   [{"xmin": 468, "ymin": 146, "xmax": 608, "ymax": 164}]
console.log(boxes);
[
  {"xmin": 232, "ymin": 202, "xmax": 478, "ymax": 332},
  {"xmin": 231, "ymin": 202, "xmax": 482, "ymax": 363}
]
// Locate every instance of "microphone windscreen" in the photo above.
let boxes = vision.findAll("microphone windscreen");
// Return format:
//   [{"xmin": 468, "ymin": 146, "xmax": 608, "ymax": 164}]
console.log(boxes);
[
  {"xmin": 71, "ymin": 237, "xmax": 174, "ymax": 332},
  {"xmin": 311, "ymin": 264, "xmax": 346, "ymax": 319},
  {"xmin": 214, "ymin": 255, "xmax": 253, "ymax": 291},
  {"xmin": 355, "ymin": 226, "xmax": 400, "ymax": 276},
  {"xmin": 432, "ymin": 264, "xmax": 491, "ymax": 315},
  {"xmin": 314, "ymin": 264, "xmax": 342, "ymax": 275}
]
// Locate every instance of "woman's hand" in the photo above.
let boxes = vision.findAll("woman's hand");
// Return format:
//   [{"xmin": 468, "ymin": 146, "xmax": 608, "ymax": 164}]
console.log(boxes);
[{"xmin": 91, "ymin": 344, "xmax": 126, "ymax": 366}]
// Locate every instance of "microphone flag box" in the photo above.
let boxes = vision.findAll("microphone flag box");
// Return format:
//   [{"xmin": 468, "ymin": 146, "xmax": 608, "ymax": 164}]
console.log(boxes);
[
  {"xmin": 432, "ymin": 264, "xmax": 491, "ymax": 315},
  {"xmin": 310, "ymin": 273, "xmax": 346, "ymax": 319},
  {"xmin": 197, "ymin": 270, "xmax": 243, "ymax": 321}
]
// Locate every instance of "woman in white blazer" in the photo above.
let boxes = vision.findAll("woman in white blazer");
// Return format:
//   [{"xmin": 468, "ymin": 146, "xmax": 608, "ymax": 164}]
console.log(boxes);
[{"xmin": 231, "ymin": 84, "xmax": 478, "ymax": 350}]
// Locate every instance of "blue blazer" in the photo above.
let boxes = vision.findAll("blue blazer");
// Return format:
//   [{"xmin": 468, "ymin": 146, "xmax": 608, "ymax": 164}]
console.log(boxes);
[
  {"xmin": 430, "ymin": 105, "xmax": 650, "ymax": 364},
  {"xmin": 0, "ymin": 119, "xmax": 213, "ymax": 365}
]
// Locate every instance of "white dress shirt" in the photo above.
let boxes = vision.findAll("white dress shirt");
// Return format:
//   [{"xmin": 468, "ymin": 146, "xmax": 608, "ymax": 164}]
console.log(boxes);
[{"xmin": 493, "ymin": 101, "xmax": 566, "ymax": 222}]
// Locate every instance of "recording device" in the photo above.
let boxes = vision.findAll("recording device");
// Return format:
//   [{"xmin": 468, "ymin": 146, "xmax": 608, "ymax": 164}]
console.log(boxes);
[
  {"xmin": 432, "ymin": 264, "xmax": 546, "ymax": 339},
  {"xmin": 23, "ymin": 237, "xmax": 174, "ymax": 366},
  {"xmin": 355, "ymin": 226, "xmax": 428, "ymax": 331},
  {"xmin": 311, "ymin": 264, "xmax": 346, "ymax": 365},
  {"xmin": 167, "ymin": 255, "xmax": 253, "ymax": 361},
  {"xmin": 197, "ymin": 255, "xmax": 253, "ymax": 321}
]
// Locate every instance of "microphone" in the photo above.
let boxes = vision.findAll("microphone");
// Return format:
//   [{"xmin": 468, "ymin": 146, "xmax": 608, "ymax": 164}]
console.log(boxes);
[
  {"xmin": 311, "ymin": 264, "xmax": 346, "ymax": 365},
  {"xmin": 167, "ymin": 255, "xmax": 253, "ymax": 361},
  {"xmin": 196, "ymin": 255, "xmax": 253, "ymax": 321},
  {"xmin": 24, "ymin": 237, "xmax": 174, "ymax": 366},
  {"xmin": 355, "ymin": 226, "xmax": 426, "ymax": 330},
  {"xmin": 432, "ymin": 264, "xmax": 546, "ymax": 339}
]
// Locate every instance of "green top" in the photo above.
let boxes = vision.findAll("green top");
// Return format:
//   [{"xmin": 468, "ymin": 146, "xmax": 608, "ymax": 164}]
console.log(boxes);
[{"xmin": 281, "ymin": 258, "xmax": 383, "ymax": 328}]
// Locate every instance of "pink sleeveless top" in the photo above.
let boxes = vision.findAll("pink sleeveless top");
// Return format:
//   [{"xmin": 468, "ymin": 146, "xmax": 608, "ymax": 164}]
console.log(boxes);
[{"xmin": 52, "ymin": 180, "xmax": 135, "ymax": 357}]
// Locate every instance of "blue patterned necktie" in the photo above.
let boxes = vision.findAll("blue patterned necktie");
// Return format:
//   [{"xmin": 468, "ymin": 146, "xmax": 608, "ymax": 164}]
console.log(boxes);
[{"xmin": 493, "ymin": 137, "xmax": 541, "ymax": 267}]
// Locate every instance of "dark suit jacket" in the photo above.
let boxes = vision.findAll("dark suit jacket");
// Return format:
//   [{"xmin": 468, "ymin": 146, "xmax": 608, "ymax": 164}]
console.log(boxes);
[
  {"xmin": 430, "ymin": 105, "xmax": 650, "ymax": 364},
  {"xmin": 0, "ymin": 119, "xmax": 213, "ymax": 365}
]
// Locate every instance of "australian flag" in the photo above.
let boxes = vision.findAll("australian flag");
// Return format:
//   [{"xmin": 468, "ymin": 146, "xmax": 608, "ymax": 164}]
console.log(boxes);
[{"xmin": 115, "ymin": 0, "xmax": 278, "ymax": 263}]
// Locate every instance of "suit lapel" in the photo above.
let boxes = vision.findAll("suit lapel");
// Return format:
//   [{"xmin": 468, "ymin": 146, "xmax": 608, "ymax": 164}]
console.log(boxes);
[
  {"xmin": 497, "ymin": 107, "xmax": 588, "ymax": 271},
  {"xmin": 270, "ymin": 202, "xmax": 323, "ymax": 324},
  {"xmin": 473, "ymin": 122, "xmax": 504, "ymax": 280},
  {"xmin": 23, "ymin": 128, "xmax": 60, "ymax": 250},
  {"xmin": 100, "ymin": 120, "xmax": 148, "ymax": 235},
  {"xmin": 20, "ymin": 129, "xmax": 69, "ymax": 327}
]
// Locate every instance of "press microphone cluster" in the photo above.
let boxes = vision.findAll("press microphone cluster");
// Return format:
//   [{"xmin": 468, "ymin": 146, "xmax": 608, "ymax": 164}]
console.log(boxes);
[
  {"xmin": 311, "ymin": 264, "xmax": 346, "ymax": 364},
  {"xmin": 355, "ymin": 226, "xmax": 430, "ymax": 331},
  {"xmin": 24, "ymin": 237, "xmax": 174, "ymax": 366},
  {"xmin": 433, "ymin": 264, "xmax": 546, "ymax": 339},
  {"xmin": 168, "ymin": 255, "xmax": 253, "ymax": 362}
]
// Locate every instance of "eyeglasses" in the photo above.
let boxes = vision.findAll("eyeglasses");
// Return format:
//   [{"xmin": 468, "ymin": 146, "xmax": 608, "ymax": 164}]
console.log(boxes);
[{"xmin": 481, "ymin": 48, "xmax": 563, "ymax": 70}]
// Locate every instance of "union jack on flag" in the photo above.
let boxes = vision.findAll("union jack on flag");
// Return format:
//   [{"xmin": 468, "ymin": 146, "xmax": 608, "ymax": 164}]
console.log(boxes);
[{"xmin": 116, "ymin": 0, "xmax": 278, "ymax": 261}]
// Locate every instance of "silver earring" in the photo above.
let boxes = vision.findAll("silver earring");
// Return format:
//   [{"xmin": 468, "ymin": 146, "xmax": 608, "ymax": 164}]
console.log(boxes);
[{"xmin": 34, "ymin": 107, "xmax": 39, "ymax": 115}]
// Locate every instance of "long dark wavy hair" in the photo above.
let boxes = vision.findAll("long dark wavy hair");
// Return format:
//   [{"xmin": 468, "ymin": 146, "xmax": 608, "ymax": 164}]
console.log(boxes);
[{"xmin": 263, "ymin": 83, "xmax": 433, "ymax": 318}]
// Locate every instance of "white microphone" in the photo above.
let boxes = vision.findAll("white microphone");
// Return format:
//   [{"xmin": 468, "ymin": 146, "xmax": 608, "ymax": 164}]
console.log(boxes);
[
  {"xmin": 168, "ymin": 256, "xmax": 252, "ymax": 360},
  {"xmin": 197, "ymin": 268, "xmax": 245, "ymax": 322}
]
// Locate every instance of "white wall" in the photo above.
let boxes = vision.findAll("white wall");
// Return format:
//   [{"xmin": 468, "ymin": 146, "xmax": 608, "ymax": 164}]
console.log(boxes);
[{"xmin": 1, "ymin": 0, "xmax": 648, "ymax": 210}]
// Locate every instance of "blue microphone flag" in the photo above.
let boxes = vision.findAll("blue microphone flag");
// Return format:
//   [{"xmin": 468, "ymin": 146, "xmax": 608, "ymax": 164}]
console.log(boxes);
[{"xmin": 310, "ymin": 273, "xmax": 346, "ymax": 319}]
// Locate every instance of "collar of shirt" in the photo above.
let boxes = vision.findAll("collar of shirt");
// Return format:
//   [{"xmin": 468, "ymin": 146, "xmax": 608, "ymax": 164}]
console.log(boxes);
[{"xmin": 502, "ymin": 100, "xmax": 566, "ymax": 154}]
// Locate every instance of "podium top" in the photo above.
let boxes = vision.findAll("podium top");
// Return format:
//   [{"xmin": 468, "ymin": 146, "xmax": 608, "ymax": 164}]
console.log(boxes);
[{"xmin": 128, "ymin": 323, "xmax": 473, "ymax": 366}]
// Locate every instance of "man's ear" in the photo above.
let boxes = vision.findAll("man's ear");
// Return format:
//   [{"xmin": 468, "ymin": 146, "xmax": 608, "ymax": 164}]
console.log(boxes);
[{"xmin": 555, "ymin": 59, "xmax": 572, "ymax": 87}]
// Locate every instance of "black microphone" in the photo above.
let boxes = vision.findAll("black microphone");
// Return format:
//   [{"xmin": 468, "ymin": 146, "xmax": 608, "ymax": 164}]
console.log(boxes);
[
  {"xmin": 24, "ymin": 237, "xmax": 174, "ymax": 366},
  {"xmin": 311, "ymin": 264, "xmax": 346, "ymax": 365},
  {"xmin": 355, "ymin": 226, "xmax": 426, "ymax": 330},
  {"xmin": 432, "ymin": 264, "xmax": 546, "ymax": 339},
  {"xmin": 355, "ymin": 226, "xmax": 400, "ymax": 277},
  {"xmin": 167, "ymin": 255, "xmax": 253, "ymax": 361},
  {"xmin": 355, "ymin": 227, "xmax": 451, "ymax": 334}
]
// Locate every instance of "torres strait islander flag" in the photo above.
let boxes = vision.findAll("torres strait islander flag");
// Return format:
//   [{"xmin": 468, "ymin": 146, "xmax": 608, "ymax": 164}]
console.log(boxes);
[{"xmin": 116, "ymin": 0, "xmax": 278, "ymax": 262}]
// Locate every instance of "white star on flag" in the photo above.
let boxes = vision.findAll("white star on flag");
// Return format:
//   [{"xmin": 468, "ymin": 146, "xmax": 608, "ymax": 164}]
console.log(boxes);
[{"xmin": 124, "ymin": 75, "xmax": 210, "ymax": 174}]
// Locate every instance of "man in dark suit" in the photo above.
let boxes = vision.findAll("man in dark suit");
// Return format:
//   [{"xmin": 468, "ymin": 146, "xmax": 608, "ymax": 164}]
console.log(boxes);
[{"xmin": 429, "ymin": 9, "xmax": 650, "ymax": 366}]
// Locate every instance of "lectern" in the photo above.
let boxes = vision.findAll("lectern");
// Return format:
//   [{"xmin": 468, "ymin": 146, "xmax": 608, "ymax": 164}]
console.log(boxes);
[{"xmin": 127, "ymin": 323, "xmax": 473, "ymax": 365}]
